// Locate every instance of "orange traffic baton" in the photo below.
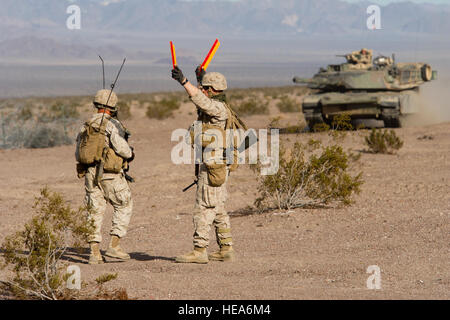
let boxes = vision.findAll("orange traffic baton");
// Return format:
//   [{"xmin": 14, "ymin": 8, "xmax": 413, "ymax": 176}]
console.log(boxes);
[{"xmin": 200, "ymin": 39, "xmax": 220, "ymax": 71}]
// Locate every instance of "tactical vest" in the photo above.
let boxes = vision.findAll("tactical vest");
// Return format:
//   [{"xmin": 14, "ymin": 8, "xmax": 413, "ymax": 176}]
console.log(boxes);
[
  {"xmin": 198, "ymin": 94, "xmax": 248, "ymax": 173},
  {"xmin": 77, "ymin": 116, "xmax": 125, "ymax": 174}
]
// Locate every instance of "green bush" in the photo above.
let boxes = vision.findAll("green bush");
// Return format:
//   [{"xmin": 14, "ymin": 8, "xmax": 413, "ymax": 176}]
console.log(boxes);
[
  {"xmin": 364, "ymin": 128, "xmax": 404, "ymax": 154},
  {"xmin": 0, "ymin": 188, "xmax": 94, "ymax": 300},
  {"xmin": 313, "ymin": 122, "xmax": 331, "ymax": 132},
  {"xmin": 253, "ymin": 140, "xmax": 363, "ymax": 210},
  {"xmin": 331, "ymin": 113, "xmax": 353, "ymax": 131},
  {"xmin": 146, "ymin": 97, "xmax": 180, "ymax": 120}
]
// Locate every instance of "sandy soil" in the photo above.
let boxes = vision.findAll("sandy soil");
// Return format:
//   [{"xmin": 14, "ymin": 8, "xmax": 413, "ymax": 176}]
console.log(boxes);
[{"xmin": 0, "ymin": 98, "xmax": 449, "ymax": 300}]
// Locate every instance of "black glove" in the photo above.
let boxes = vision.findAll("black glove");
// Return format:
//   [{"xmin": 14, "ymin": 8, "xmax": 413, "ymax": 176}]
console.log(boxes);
[
  {"xmin": 195, "ymin": 65, "xmax": 206, "ymax": 84},
  {"xmin": 172, "ymin": 66, "xmax": 187, "ymax": 85},
  {"xmin": 128, "ymin": 146, "xmax": 135, "ymax": 162}
]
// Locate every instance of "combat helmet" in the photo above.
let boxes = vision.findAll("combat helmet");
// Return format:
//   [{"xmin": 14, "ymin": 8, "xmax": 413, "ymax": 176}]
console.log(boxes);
[
  {"xmin": 94, "ymin": 89, "xmax": 118, "ymax": 110},
  {"xmin": 202, "ymin": 72, "xmax": 227, "ymax": 91}
]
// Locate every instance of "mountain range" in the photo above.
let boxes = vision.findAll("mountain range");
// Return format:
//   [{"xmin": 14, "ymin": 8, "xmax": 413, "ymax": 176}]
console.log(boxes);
[{"xmin": 0, "ymin": 0, "xmax": 449, "ymax": 61}]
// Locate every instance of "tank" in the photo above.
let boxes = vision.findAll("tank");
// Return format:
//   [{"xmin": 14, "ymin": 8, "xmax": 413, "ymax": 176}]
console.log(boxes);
[{"xmin": 293, "ymin": 49, "xmax": 437, "ymax": 129}]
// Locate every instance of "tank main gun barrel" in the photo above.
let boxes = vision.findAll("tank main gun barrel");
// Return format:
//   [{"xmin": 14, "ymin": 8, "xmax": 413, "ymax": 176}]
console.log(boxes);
[{"xmin": 293, "ymin": 77, "xmax": 314, "ymax": 84}]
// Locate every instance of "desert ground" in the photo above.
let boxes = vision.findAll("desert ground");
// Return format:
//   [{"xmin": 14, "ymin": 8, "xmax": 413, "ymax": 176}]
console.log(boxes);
[{"xmin": 0, "ymin": 88, "xmax": 448, "ymax": 300}]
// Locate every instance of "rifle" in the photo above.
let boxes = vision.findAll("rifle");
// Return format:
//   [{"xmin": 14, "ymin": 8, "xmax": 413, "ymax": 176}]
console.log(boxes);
[
  {"xmin": 122, "ymin": 128, "xmax": 135, "ymax": 183},
  {"xmin": 182, "ymin": 163, "xmax": 199, "ymax": 192},
  {"xmin": 94, "ymin": 147, "xmax": 108, "ymax": 186}
]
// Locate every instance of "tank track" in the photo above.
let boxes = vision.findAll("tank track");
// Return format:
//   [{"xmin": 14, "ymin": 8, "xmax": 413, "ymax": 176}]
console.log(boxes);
[
  {"xmin": 305, "ymin": 113, "xmax": 325, "ymax": 131},
  {"xmin": 382, "ymin": 109, "xmax": 401, "ymax": 128}
]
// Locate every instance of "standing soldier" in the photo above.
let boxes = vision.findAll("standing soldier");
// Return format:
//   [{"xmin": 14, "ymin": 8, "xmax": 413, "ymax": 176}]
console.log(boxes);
[
  {"xmin": 75, "ymin": 90, "xmax": 135, "ymax": 265},
  {"xmin": 171, "ymin": 66, "xmax": 236, "ymax": 264}
]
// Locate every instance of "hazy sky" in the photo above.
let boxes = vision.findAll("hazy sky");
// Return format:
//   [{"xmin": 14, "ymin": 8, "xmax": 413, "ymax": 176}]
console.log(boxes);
[{"xmin": 343, "ymin": 0, "xmax": 450, "ymax": 4}]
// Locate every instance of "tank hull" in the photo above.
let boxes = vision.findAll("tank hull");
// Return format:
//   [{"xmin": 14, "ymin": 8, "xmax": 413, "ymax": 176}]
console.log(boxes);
[{"xmin": 302, "ymin": 90, "xmax": 420, "ymax": 129}]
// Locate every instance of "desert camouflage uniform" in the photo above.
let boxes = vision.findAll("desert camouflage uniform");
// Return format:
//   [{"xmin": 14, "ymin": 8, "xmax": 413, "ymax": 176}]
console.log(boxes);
[
  {"xmin": 75, "ymin": 113, "xmax": 133, "ymax": 243},
  {"xmin": 190, "ymin": 92, "xmax": 233, "ymax": 248}
]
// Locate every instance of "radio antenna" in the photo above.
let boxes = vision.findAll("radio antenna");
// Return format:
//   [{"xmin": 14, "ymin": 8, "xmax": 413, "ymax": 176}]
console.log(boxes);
[
  {"xmin": 100, "ymin": 57, "xmax": 126, "ymax": 128},
  {"xmin": 99, "ymin": 55, "xmax": 105, "ymax": 89}
]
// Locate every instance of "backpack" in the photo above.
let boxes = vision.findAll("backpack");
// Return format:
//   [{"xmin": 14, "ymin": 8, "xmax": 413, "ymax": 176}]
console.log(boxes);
[
  {"xmin": 223, "ymin": 102, "xmax": 249, "ymax": 172},
  {"xmin": 78, "ymin": 120, "xmax": 107, "ymax": 165},
  {"xmin": 77, "ymin": 118, "xmax": 124, "ymax": 173}
]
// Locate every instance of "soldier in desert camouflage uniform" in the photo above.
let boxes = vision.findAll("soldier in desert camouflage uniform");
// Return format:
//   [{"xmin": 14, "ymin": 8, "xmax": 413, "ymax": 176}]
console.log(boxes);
[
  {"xmin": 171, "ymin": 66, "xmax": 235, "ymax": 264},
  {"xmin": 75, "ymin": 90, "xmax": 135, "ymax": 265},
  {"xmin": 346, "ymin": 48, "xmax": 373, "ymax": 69}
]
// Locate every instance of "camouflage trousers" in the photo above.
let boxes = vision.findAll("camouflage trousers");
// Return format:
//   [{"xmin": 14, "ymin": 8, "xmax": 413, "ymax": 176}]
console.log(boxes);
[
  {"xmin": 85, "ymin": 167, "xmax": 133, "ymax": 243},
  {"xmin": 193, "ymin": 164, "xmax": 233, "ymax": 248}
]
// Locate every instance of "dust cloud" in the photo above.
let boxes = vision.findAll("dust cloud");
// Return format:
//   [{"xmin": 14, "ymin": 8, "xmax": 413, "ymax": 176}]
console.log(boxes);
[{"xmin": 403, "ymin": 80, "xmax": 450, "ymax": 127}]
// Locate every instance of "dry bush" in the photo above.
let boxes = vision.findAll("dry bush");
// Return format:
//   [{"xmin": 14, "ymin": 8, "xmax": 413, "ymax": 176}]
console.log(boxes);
[
  {"xmin": 146, "ymin": 97, "xmax": 181, "ymax": 120},
  {"xmin": 116, "ymin": 101, "xmax": 132, "ymax": 120},
  {"xmin": 0, "ymin": 188, "xmax": 94, "ymax": 300},
  {"xmin": 253, "ymin": 140, "xmax": 363, "ymax": 210},
  {"xmin": 90, "ymin": 273, "xmax": 128, "ymax": 300},
  {"xmin": 277, "ymin": 95, "xmax": 299, "ymax": 113},
  {"xmin": 1, "ymin": 102, "xmax": 78, "ymax": 149},
  {"xmin": 268, "ymin": 116, "xmax": 305, "ymax": 134},
  {"xmin": 364, "ymin": 128, "xmax": 404, "ymax": 154},
  {"xmin": 233, "ymin": 99, "xmax": 268, "ymax": 116}
]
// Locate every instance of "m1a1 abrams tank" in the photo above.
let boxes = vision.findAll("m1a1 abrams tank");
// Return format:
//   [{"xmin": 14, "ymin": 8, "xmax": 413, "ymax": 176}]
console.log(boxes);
[{"xmin": 293, "ymin": 49, "xmax": 437, "ymax": 129}]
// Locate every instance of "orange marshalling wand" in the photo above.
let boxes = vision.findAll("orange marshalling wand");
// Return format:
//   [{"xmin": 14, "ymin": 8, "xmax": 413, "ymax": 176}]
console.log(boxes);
[
  {"xmin": 201, "ymin": 39, "xmax": 220, "ymax": 71},
  {"xmin": 170, "ymin": 41, "xmax": 177, "ymax": 68}
]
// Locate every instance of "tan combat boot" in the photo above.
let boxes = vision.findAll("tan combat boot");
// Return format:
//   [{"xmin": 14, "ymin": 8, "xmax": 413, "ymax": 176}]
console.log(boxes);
[
  {"xmin": 105, "ymin": 235, "xmax": 130, "ymax": 260},
  {"xmin": 208, "ymin": 245, "xmax": 235, "ymax": 262},
  {"xmin": 88, "ymin": 242, "xmax": 105, "ymax": 265},
  {"xmin": 175, "ymin": 247, "xmax": 208, "ymax": 264}
]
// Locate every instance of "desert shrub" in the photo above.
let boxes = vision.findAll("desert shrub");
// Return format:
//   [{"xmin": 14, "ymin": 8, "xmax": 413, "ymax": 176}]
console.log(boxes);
[
  {"xmin": 364, "ymin": 128, "xmax": 404, "ymax": 154},
  {"xmin": 49, "ymin": 102, "xmax": 79, "ymax": 121},
  {"xmin": 117, "ymin": 101, "xmax": 131, "ymax": 120},
  {"xmin": 268, "ymin": 116, "xmax": 305, "ymax": 134},
  {"xmin": 268, "ymin": 116, "xmax": 282, "ymax": 128},
  {"xmin": 277, "ymin": 96, "xmax": 298, "ymax": 113},
  {"xmin": 17, "ymin": 105, "xmax": 33, "ymax": 121},
  {"xmin": 229, "ymin": 93, "xmax": 245, "ymax": 101},
  {"xmin": 0, "ymin": 188, "xmax": 94, "ymax": 300},
  {"xmin": 95, "ymin": 273, "xmax": 118, "ymax": 285},
  {"xmin": 313, "ymin": 122, "xmax": 330, "ymax": 132},
  {"xmin": 311, "ymin": 114, "xmax": 353, "ymax": 133},
  {"xmin": 1, "ymin": 102, "xmax": 78, "ymax": 149},
  {"xmin": 146, "ymin": 97, "xmax": 180, "ymax": 120},
  {"xmin": 331, "ymin": 113, "xmax": 353, "ymax": 131},
  {"xmin": 233, "ymin": 99, "xmax": 268, "ymax": 116},
  {"xmin": 91, "ymin": 273, "xmax": 128, "ymax": 300},
  {"xmin": 24, "ymin": 126, "xmax": 72, "ymax": 149},
  {"xmin": 253, "ymin": 140, "xmax": 363, "ymax": 210}
]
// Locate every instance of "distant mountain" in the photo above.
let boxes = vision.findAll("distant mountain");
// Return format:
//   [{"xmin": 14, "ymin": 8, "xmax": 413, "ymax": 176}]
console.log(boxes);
[
  {"xmin": 0, "ymin": 36, "xmax": 127, "ymax": 60},
  {"xmin": 0, "ymin": 0, "xmax": 449, "ymax": 62},
  {"xmin": 0, "ymin": 0, "xmax": 449, "ymax": 38}
]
